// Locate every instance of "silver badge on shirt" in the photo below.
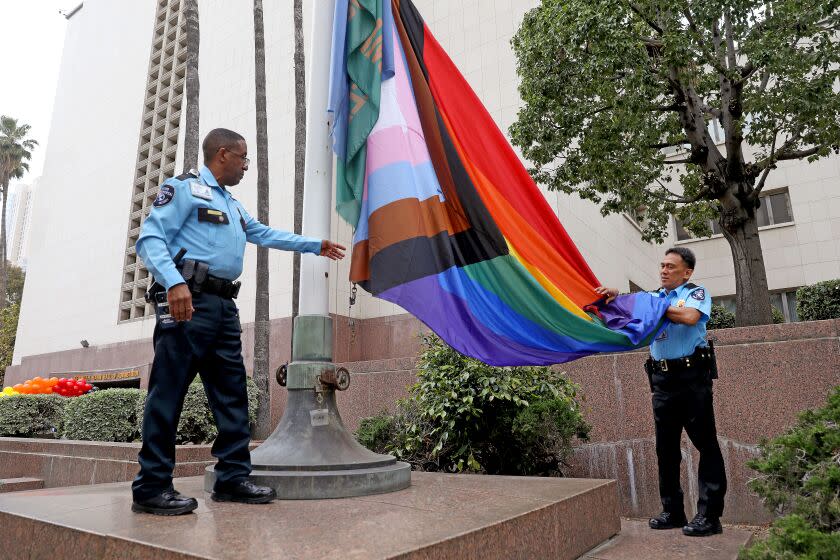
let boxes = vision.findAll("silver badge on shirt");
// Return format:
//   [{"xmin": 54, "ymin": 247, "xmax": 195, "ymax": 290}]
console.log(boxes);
[{"xmin": 190, "ymin": 181, "xmax": 213, "ymax": 201}]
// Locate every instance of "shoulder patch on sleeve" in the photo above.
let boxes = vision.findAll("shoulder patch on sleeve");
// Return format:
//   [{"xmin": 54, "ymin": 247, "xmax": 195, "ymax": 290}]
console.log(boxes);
[
  {"xmin": 153, "ymin": 184, "xmax": 175, "ymax": 207},
  {"xmin": 690, "ymin": 288, "xmax": 706, "ymax": 301}
]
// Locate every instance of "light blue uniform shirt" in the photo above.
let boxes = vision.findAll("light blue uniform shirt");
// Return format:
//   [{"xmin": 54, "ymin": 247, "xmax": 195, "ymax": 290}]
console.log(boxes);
[
  {"xmin": 650, "ymin": 282, "xmax": 712, "ymax": 360},
  {"xmin": 136, "ymin": 166, "xmax": 322, "ymax": 290}
]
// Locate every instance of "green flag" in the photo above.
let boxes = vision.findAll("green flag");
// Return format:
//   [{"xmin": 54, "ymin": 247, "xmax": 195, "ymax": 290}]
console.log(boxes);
[{"xmin": 336, "ymin": 0, "xmax": 383, "ymax": 227}]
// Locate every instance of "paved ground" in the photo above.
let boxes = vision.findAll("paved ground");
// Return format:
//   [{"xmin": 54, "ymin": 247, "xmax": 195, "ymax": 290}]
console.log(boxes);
[{"xmin": 580, "ymin": 519, "xmax": 754, "ymax": 560}]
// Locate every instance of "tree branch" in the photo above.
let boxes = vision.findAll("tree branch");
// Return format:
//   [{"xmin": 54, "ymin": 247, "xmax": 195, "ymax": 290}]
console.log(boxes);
[
  {"xmin": 775, "ymin": 145, "xmax": 822, "ymax": 162},
  {"xmin": 649, "ymin": 138, "xmax": 689, "ymax": 149},
  {"xmin": 682, "ymin": 8, "xmax": 732, "ymax": 77},
  {"xmin": 752, "ymin": 130, "xmax": 778, "ymax": 199},
  {"xmin": 628, "ymin": 2, "xmax": 663, "ymax": 34},
  {"xmin": 723, "ymin": 12, "xmax": 738, "ymax": 70},
  {"xmin": 650, "ymin": 178, "xmax": 712, "ymax": 204}
]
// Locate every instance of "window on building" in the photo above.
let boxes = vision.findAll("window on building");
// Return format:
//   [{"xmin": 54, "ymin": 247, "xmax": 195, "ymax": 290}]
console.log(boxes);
[
  {"xmin": 674, "ymin": 217, "xmax": 722, "ymax": 241},
  {"xmin": 756, "ymin": 189, "xmax": 794, "ymax": 228},
  {"xmin": 771, "ymin": 290, "xmax": 799, "ymax": 323},
  {"xmin": 625, "ymin": 205, "xmax": 648, "ymax": 228},
  {"xmin": 674, "ymin": 188, "xmax": 793, "ymax": 241},
  {"xmin": 713, "ymin": 289, "xmax": 799, "ymax": 322},
  {"xmin": 118, "ymin": 0, "xmax": 187, "ymax": 322}
]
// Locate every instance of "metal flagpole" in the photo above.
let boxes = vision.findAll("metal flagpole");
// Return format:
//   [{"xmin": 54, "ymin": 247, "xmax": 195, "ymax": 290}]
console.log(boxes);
[{"xmin": 205, "ymin": 0, "xmax": 410, "ymax": 499}]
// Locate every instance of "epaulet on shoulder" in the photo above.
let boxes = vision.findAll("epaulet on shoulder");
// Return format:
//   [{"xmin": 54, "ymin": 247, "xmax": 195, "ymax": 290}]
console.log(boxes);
[
  {"xmin": 175, "ymin": 169, "xmax": 199, "ymax": 181},
  {"xmin": 685, "ymin": 283, "xmax": 699, "ymax": 290}
]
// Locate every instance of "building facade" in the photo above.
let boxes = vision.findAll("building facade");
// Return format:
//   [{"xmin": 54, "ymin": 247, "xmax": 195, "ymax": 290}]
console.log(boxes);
[{"xmin": 9, "ymin": 0, "xmax": 840, "ymax": 379}]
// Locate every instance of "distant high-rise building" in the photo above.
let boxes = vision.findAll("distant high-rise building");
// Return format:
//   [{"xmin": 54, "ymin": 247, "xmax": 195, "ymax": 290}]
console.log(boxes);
[{"xmin": 7, "ymin": 180, "xmax": 38, "ymax": 270}]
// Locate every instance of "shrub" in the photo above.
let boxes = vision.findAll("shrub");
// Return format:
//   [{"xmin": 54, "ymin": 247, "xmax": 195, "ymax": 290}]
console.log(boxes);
[
  {"xmin": 741, "ymin": 387, "xmax": 840, "ymax": 558},
  {"xmin": 356, "ymin": 411, "xmax": 398, "ymax": 453},
  {"xmin": 797, "ymin": 280, "xmax": 840, "ymax": 322},
  {"xmin": 739, "ymin": 515, "xmax": 840, "ymax": 560},
  {"xmin": 0, "ymin": 394, "xmax": 66, "ymax": 437},
  {"xmin": 63, "ymin": 389, "xmax": 146, "ymax": 442},
  {"xmin": 356, "ymin": 334, "xmax": 590, "ymax": 475},
  {"xmin": 746, "ymin": 386, "xmax": 840, "ymax": 532},
  {"xmin": 138, "ymin": 376, "xmax": 261, "ymax": 444},
  {"xmin": 708, "ymin": 304, "xmax": 736, "ymax": 330},
  {"xmin": 708, "ymin": 304, "xmax": 784, "ymax": 329}
]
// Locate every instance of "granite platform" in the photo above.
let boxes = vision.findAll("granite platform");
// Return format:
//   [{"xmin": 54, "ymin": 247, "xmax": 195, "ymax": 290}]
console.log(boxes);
[
  {"xmin": 580, "ymin": 518, "xmax": 755, "ymax": 560},
  {"xmin": 0, "ymin": 473, "xmax": 619, "ymax": 560}
]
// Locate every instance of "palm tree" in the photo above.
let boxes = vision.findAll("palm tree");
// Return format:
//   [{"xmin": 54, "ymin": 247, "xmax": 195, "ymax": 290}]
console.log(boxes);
[
  {"xmin": 0, "ymin": 117, "xmax": 37, "ymax": 311},
  {"xmin": 291, "ymin": 0, "xmax": 305, "ymax": 320},
  {"xmin": 182, "ymin": 0, "xmax": 200, "ymax": 172},
  {"xmin": 252, "ymin": 0, "xmax": 271, "ymax": 439}
]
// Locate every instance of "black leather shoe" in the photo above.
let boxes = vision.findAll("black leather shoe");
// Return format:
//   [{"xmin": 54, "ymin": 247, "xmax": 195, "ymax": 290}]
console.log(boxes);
[
  {"xmin": 132, "ymin": 489, "xmax": 198, "ymax": 516},
  {"xmin": 212, "ymin": 480, "xmax": 276, "ymax": 504},
  {"xmin": 682, "ymin": 514, "xmax": 723, "ymax": 536},
  {"xmin": 648, "ymin": 511, "xmax": 688, "ymax": 529}
]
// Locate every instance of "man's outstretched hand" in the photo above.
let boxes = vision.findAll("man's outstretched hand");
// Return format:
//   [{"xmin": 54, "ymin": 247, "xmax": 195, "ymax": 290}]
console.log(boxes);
[
  {"xmin": 594, "ymin": 286, "xmax": 619, "ymax": 304},
  {"xmin": 320, "ymin": 240, "xmax": 347, "ymax": 261}
]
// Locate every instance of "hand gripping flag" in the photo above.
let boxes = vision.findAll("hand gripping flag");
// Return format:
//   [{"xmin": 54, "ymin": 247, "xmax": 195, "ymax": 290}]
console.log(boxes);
[{"xmin": 329, "ymin": 0, "xmax": 670, "ymax": 366}]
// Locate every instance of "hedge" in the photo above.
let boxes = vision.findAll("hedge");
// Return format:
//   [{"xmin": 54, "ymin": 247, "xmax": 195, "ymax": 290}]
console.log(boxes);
[
  {"xmin": 708, "ymin": 304, "xmax": 736, "ymax": 330},
  {"xmin": 0, "ymin": 394, "xmax": 66, "ymax": 437},
  {"xmin": 1, "ymin": 376, "xmax": 261, "ymax": 443},
  {"xmin": 137, "ymin": 376, "xmax": 260, "ymax": 444},
  {"xmin": 740, "ymin": 386, "xmax": 840, "ymax": 558},
  {"xmin": 797, "ymin": 279, "xmax": 840, "ymax": 322},
  {"xmin": 63, "ymin": 389, "xmax": 145, "ymax": 442}
]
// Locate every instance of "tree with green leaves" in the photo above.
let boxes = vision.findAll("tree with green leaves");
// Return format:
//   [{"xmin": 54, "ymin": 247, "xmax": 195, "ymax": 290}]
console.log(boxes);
[
  {"xmin": 5, "ymin": 262, "xmax": 24, "ymax": 307},
  {"xmin": 0, "ymin": 116, "xmax": 37, "ymax": 311},
  {"xmin": 0, "ymin": 303, "xmax": 19, "ymax": 386},
  {"xmin": 510, "ymin": 0, "xmax": 840, "ymax": 326},
  {"xmin": 0, "ymin": 262, "xmax": 23, "ymax": 386}
]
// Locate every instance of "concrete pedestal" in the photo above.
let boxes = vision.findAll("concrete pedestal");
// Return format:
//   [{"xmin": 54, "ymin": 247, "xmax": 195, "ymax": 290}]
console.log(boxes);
[
  {"xmin": 216, "ymin": 315, "xmax": 411, "ymax": 499},
  {"xmin": 0, "ymin": 473, "xmax": 621, "ymax": 560}
]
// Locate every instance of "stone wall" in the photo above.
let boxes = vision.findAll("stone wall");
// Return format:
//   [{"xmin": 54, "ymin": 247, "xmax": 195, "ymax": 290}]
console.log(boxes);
[{"xmin": 306, "ymin": 318, "xmax": 840, "ymax": 525}]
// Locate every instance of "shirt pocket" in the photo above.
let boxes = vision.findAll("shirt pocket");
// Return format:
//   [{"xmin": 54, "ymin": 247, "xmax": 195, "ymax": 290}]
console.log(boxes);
[{"xmin": 197, "ymin": 207, "xmax": 231, "ymax": 248}]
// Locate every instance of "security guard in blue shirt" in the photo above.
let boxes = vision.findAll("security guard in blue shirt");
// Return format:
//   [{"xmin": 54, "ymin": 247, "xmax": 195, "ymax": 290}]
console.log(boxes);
[
  {"xmin": 131, "ymin": 128, "xmax": 346, "ymax": 515},
  {"xmin": 596, "ymin": 247, "xmax": 727, "ymax": 537}
]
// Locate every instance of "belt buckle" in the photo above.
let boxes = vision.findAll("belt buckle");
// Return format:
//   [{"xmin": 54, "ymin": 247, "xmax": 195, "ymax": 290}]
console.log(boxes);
[{"xmin": 659, "ymin": 359, "xmax": 668, "ymax": 372}]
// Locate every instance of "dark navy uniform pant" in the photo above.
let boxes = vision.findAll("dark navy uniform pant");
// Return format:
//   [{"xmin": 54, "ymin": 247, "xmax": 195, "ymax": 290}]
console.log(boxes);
[
  {"xmin": 133, "ymin": 292, "xmax": 251, "ymax": 501},
  {"xmin": 651, "ymin": 369, "xmax": 727, "ymax": 519}
]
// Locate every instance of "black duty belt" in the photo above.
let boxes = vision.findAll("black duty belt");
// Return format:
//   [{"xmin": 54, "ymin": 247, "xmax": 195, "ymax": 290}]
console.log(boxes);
[
  {"xmin": 646, "ymin": 345, "xmax": 715, "ymax": 375},
  {"xmin": 199, "ymin": 275, "xmax": 241, "ymax": 299},
  {"xmin": 177, "ymin": 260, "xmax": 240, "ymax": 299}
]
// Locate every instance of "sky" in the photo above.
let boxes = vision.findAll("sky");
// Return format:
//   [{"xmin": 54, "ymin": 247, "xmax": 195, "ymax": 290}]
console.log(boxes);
[{"xmin": 0, "ymin": 0, "xmax": 74, "ymax": 191}]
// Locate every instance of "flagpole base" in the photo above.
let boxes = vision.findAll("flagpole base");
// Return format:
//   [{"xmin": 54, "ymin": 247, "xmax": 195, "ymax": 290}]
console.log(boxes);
[{"xmin": 204, "ymin": 315, "xmax": 411, "ymax": 499}]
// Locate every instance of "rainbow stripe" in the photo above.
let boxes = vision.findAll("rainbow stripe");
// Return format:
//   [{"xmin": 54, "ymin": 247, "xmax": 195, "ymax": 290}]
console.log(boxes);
[{"xmin": 329, "ymin": 0, "xmax": 669, "ymax": 366}]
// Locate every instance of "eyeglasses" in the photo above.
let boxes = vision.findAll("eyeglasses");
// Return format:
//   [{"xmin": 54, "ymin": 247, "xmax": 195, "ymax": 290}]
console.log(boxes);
[{"xmin": 221, "ymin": 148, "xmax": 250, "ymax": 166}]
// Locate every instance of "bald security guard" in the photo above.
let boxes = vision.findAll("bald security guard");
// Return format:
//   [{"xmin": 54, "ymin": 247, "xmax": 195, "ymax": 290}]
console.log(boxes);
[
  {"xmin": 596, "ymin": 247, "xmax": 727, "ymax": 537},
  {"xmin": 132, "ymin": 128, "xmax": 346, "ymax": 515}
]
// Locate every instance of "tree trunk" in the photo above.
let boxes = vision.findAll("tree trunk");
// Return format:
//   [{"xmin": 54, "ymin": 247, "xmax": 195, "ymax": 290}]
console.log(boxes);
[
  {"xmin": 252, "ymin": 0, "xmax": 272, "ymax": 440},
  {"xmin": 291, "ymin": 0, "xmax": 305, "ymax": 321},
  {"xmin": 0, "ymin": 180, "xmax": 8, "ymax": 309},
  {"xmin": 719, "ymin": 190, "xmax": 773, "ymax": 326},
  {"xmin": 183, "ymin": 0, "xmax": 200, "ymax": 172}
]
